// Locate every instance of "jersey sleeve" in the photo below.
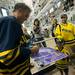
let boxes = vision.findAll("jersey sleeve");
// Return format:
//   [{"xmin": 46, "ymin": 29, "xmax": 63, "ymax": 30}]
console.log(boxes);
[
  {"xmin": 72, "ymin": 24, "xmax": 75, "ymax": 36},
  {"xmin": 54, "ymin": 25, "xmax": 61, "ymax": 36},
  {"xmin": 0, "ymin": 17, "xmax": 22, "ymax": 50}
]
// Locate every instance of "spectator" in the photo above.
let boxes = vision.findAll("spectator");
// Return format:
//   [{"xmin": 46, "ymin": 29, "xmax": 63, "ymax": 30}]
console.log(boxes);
[
  {"xmin": 33, "ymin": 19, "xmax": 46, "ymax": 47},
  {"xmin": 44, "ymin": 28, "xmax": 49, "ymax": 38},
  {"xmin": 30, "ymin": 31, "xmax": 35, "ymax": 42}
]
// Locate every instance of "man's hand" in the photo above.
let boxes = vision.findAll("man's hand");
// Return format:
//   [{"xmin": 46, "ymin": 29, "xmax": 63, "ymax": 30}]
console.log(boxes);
[{"xmin": 30, "ymin": 45, "xmax": 39, "ymax": 54}]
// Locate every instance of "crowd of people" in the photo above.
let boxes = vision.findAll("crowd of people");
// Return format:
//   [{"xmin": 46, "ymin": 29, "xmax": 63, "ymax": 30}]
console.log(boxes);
[{"xmin": 0, "ymin": 2, "xmax": 75, "ymax": 75}]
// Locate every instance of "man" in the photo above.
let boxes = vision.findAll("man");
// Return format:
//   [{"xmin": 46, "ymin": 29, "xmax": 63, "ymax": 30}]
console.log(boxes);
[
  {"xmin": 55, "ymin": 14, "xmax": 75, "ymax": 75},
  {"xmin": 55, "ymin": 14, "xmax": 75, "ymax": 42},
  {"xmin": 50, "ymin": 15, "xmax": 56, "ymax": 37},
  {"xmin": 0, "ymin": 3, "xmax": 39, "ymax": 75}
]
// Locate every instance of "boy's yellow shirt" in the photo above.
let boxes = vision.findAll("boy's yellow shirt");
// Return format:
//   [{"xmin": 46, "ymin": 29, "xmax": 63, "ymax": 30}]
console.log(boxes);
[
  {"xmin": 55, "ymin": 22, "xmax": 75, "ymax": 41},
  {"xmin": 54, "ymin": 22, "xmax": 75, "ymax": 65},
  {"xmin": 56, "ymin": 48, "xmax": 70, "ymax": 65}
]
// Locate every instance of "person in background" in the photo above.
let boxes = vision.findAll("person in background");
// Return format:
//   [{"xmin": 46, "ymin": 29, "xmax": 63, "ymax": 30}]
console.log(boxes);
[
  {"xmin": 22, "ymin": 27, "xmax": 31, "ymax": 40},
  {"xmin": 50, "ymin": 15, "xmax": 57, "ymax": 37},
  {"xmin": 30, "ymin": 31, "xmax": 35, "ymax": 43},
  {"xmin": 0, "ymin": 3, "xmax": 39, "ymax": 75},
  {"xmin": 44, "ymin": 28, "xmax": 49, "ymax": 38},
  {"xmin": 33, "ymin": 19, "xmax": 46, "ymax": 47},
  {"xmin": 51, "ymin": 19, "xmax": 60, "ymax": 43},
  {"xmin": 55, "ymin": 14, "xmax": 75, "ymax": 75}
]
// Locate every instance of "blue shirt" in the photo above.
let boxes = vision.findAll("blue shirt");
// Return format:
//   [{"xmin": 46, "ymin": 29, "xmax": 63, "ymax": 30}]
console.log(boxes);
[{"xmin": 0, "ymin": 16, "xmax": 31, "ymax": 54}]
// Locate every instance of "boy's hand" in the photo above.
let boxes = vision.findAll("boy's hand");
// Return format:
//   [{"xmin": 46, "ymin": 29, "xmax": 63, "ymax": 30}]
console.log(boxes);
[{"xmin": 31, "ymin": 45, "xmax": 39, "ymax": 54}]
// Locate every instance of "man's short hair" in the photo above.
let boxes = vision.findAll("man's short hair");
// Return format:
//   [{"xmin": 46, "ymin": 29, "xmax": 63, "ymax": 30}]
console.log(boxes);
[
  {"xmin": 61, "ymin": 14, "xmax": 68, "ymax": 19},
  {"xmin": 13, "ymin": 3, "xmax": 31, "ymax": 12}
]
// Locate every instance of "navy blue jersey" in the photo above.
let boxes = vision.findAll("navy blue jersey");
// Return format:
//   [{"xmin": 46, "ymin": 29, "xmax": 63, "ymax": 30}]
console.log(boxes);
[
  {"xmin": 0, "ymin": 16, "xmax": 22, "ymax": 51},
  {"xmin": 0, "ymin": 16, "xmax": 31, "ymax": 74}
]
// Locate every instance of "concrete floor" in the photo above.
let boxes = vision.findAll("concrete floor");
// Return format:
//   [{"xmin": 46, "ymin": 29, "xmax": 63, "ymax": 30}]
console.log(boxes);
[{"xmin": 45, "ymin": 66, "xmax": 75, "ymax": 75}]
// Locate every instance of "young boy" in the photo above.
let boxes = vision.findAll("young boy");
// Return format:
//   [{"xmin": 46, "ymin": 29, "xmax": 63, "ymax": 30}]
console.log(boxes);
[{"xmin": 56, "ymin": 40, "xmax": 70, "ymax": 75}]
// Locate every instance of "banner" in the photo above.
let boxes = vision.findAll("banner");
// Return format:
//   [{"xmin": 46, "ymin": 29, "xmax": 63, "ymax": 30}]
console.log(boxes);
[{"xmin": 32, "ymin": 48, "xmax": 68, "ymax": 66}]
